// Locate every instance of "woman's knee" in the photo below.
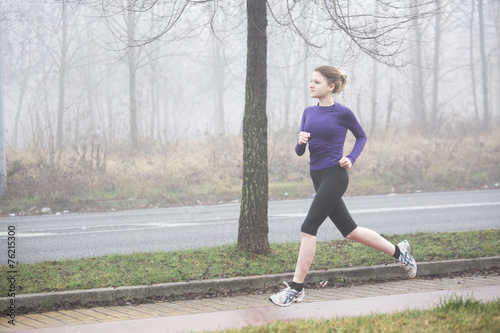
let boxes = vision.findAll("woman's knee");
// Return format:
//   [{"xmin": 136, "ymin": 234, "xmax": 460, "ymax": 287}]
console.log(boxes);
[
  {"xmin": 301, "ymin": 231, "xmax": 316, "ymax": 240},
  {"xmin": 345, "ymin": 227, "xmax": 359, "ymax": 240}
]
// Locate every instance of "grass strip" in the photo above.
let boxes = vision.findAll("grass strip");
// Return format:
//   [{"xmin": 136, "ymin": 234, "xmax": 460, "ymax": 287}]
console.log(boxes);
[
  {"xmin": 220, "ymin": 296, "xmax": 500, "ymax": 332},
  {"xmin": 1, "ymin": 230, "xmax": 498, "ymax": 296}
]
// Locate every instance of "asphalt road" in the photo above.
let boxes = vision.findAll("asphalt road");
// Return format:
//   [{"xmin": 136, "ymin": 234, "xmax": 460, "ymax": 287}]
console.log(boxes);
[{"xmin": 1, "ymin": 190, "xmax": 499, "ymax": 264}]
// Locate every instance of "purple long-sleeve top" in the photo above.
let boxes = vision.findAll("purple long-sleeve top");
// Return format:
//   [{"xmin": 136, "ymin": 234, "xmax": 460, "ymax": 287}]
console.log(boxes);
[{"xmin": 295, "ymin": 103, "xmax": 367, "ymax": 170}]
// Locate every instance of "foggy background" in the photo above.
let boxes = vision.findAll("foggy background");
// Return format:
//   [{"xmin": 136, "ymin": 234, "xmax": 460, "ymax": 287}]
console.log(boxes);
[{"xmin": 1, "ymin": 0, "xmax": 499, "ymax": 151}]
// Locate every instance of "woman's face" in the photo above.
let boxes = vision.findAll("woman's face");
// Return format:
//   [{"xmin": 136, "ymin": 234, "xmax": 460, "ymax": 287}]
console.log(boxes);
[{"xmin": 310, "ymin": 71, "xmax": 334, "ymax": 99}]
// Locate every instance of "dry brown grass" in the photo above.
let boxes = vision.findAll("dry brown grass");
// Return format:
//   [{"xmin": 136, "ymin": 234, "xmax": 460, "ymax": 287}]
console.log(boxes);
[
  {"xmin": 1, "ymin": 127, "xmax": 499, "ymax": 215},
  {"xmin": 350, "ymin": 129, "xmax": 500, "ymax": 194}
]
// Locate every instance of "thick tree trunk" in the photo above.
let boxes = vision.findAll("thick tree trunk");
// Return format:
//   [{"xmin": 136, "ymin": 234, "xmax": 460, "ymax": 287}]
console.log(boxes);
[{"xmin": 238, "ymin": 0, "xmax": 270, "ymax": 254}]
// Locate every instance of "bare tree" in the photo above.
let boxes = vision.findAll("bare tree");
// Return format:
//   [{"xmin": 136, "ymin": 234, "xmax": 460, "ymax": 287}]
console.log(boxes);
[
  {"xmin": 13, "ymin": 50, "xmax": 30, "ymax": 148},
  {"xmin": 212, "ymin": 33, "xmax": 226, "ymax": 136},
  {"xmin": 7, "ymin": 0, "xmax": 36, "ymax": 149},
  {"xmin": 82, "ymin": 6, "xmax": 102, "ymax": 143},
  {"xmin": 238, "ymin": 0, "xmax": 269, "ymax": 254},
  {"xmin": 369, "ymin": 0, "xmax": 379, "ymax": 135},
  {"xmin": 431, "ymin": 0, "xmax": 442, "ymax": 133},
  {"xmin": 146, "ymin": 7, "xmax": 162, "ymax": 141},
  {"xmin": 127, "ymin": 0, "xmax": 139, "ymax": 149},
  {"xmin": 478, "ymin": 0, "xmax": 490, "ymax": 130},
  {"xmin": 56, "ymin": 0, "xmax": 69, "ymax": 150},
  {"xmin": 0, "ymin": 5, "xmax": 6, "ymax": 196},
  {"xmin": 148, "ymin": 46, "xmax": 160, "ymax": 140},
  {"xmin": 99, "ymin": 0, "xmax": 202, "ymax": 148},
  {"xmin": 470, "ymin": 0, "xmax": 480, "ymax": 124},
  {"xmin": 410, "ymin": 1, "xmax": 428, "ymax": 133},
  {"xmin": 495, "ymin": 0, "xmax": 500, "ymax": 121}
]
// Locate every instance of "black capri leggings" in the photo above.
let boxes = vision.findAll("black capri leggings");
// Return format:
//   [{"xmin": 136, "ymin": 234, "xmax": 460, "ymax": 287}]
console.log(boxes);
[{"xmin": 301, "ymin": 166, "xmax": 358, "ymax": 237}]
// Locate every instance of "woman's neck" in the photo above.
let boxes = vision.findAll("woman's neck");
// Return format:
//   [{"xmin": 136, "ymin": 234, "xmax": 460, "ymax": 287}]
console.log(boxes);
[{"xmin": 318, "ymin": 96, "xmax": 334, "ymax": 107}]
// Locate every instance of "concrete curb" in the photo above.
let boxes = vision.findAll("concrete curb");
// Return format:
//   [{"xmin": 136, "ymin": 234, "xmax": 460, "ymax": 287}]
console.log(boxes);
[{"xmin": 3, "ymin": 256, "xmax": 499, "ymax": 310}]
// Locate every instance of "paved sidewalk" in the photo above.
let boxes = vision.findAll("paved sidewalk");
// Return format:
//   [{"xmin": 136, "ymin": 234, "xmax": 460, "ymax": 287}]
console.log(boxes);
[{"xmin": 2, "ymin": 273, "xmax": 499, "ymax": 333}]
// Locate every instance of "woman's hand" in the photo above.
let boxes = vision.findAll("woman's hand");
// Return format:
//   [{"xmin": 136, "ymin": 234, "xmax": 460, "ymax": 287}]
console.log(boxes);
[
  {"xmin": 339, "ymin": 157, "xmax": 352, "ymax": 169},
  {"xmin": 298, "ymin": 132, "xmax": 310, "ymax": 145}
]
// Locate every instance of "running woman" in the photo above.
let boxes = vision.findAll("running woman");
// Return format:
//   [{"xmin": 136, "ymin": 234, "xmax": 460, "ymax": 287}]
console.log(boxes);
[{"xmin": 269, "ymin": 65, "xmax": 417, "ymax": 307}]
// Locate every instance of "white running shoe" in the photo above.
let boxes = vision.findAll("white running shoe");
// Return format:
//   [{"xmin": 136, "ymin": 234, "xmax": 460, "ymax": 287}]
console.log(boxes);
[
  {"xmin": 269, "ymin": 281, "xmax": 305, "ymax": 307},
  {"xmin": 397, "ymin": 240, "xmax": 417, "ymax": 278}
]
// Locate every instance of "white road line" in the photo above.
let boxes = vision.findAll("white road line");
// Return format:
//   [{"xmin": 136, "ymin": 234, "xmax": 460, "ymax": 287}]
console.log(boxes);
[
  {"xmin": 0, "ymin": 221, "xmax": 236, "ymax": 238},
  {"xmin": 350, "ymin": 201, "xmax": 500, "ymax": 214},
  {"xmin": 270, "ymin": 202, "xmax": 500, "ymax": 218}
]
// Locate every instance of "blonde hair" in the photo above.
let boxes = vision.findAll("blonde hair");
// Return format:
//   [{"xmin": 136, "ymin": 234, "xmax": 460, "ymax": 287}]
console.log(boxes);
[{"xmin": 314, "ymin": 65, "xmax": 348, "ymax": 94}]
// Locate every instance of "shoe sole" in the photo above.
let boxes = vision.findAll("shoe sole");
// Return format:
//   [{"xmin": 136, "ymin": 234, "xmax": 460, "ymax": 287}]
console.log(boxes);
[
  {"xmin": 410, "ymin": 263, "xmax": 418, "ymax": 278},
  {"xmin": 406, "ymin": 240, "xmax": 417, "ymax": 278},
  {"xmin": 400, "ymin": 240, "xmax": 417, "ymax": 278}
]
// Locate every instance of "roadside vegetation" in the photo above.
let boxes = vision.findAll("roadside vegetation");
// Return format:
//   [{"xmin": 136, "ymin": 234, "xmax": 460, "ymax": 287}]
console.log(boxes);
[
  {"xmin": 221, "ymin": 296, "xmax": 500, "ymax": 333},
  {"xmin": 1, "ymin": 229, "xmax": 498, "ymax": 296},
  {"xmin": 1, "ymin": 129, "xmax": 499, "ymax": 216}
]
